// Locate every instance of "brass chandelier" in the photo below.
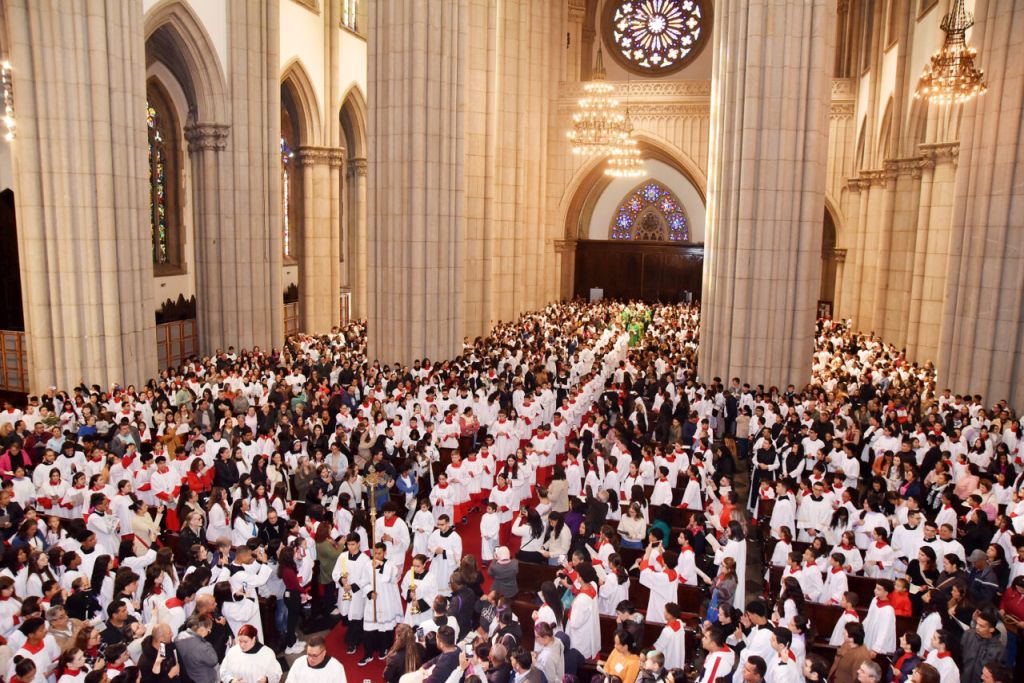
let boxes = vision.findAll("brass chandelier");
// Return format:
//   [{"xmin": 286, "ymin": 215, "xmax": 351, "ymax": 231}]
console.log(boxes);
[
  {"xmin": 568, "ymin": 46, "xmax": 625, "ymax": 155},
  {"xmin": 914, "ymin": 0, "xmax": 986, "ymax": 104},
  {"xmin": 605, "ymin": 110, "xmax": 645, "ymax": 178}
]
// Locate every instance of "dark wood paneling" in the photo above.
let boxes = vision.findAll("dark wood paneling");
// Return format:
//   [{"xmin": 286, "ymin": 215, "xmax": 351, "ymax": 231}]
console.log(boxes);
[{"xmin": 574, "ymin": 240, "xmax": 704, "ymax": 303}]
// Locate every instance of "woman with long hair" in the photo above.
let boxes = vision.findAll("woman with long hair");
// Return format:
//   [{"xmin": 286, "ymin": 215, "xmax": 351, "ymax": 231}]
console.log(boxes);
[
  {"xmin": 713, "ymin": 520, "xmax": 748, "ymax": 608},
  {"xmin": 598, "ymin": 553, "xmax": 630, "ymax": 617},
  {"xmin": 383, "ymin": 623, "xmax": 425, "ymax": 683},
  {"xmin": 540, "ymin": 512, "xmax": 571, "ymax": 566},
  {"xmin": 775, "ymin": 576, "xmax": 806, "ymax": 628},
  {"xmin": 708, "ymin": 556, "xmax": 738, "ymax": 621},
  {"xmin": 512, "ymin": 508, "xmax": 545, "ymax": 564},
  {"xmin": 205, "ymin": 487, "xmax": 231, "ymax": 544},
  {"xmin": 277, "ymin": 546, "xmax": 307, "ymax": 654},
  {"xmin": 230, "ymin": 499, "xmax": 257, "ymax": 546}
]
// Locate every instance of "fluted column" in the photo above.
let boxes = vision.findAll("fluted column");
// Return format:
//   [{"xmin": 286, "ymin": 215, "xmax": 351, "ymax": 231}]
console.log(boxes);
[
  {"xmin": 347, "ymin": 158, "xmax": 368, "ymax": 319},
  {"xmin": 221, "ymin": 0, "xmax": 283, "ymax": 351},
  {"xmin": 699, "ymin": 0, "xmax": 834, "ymax": 388},
  {"xmin": 938, "ymin": 0, "xmax": 1024, "ymax": 407},
  {"xmin": 8, "ymin": 0, "xmax": 156, "ymax": 390},
  {"xmin": 184, "ymin": 123, "xmax": 230, "ymax": 353},
  {"xmin": 297, "ymin": 146, "xmax": 344, "ymax": 333},
  {"xmin": 367, "ymin": 0, "xmax": 466, "ymax": 363}
]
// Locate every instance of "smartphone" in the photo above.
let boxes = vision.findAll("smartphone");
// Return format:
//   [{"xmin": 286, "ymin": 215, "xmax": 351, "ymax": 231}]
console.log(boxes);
[
  {"xmin": 464, "ymin": 644, "xmax": 474, "ymax": 656},
  {"xmin": 414, "ymin": 627, "xmax": 425, "ymax": 641},
  {"xmin": 159, "ymin": 643, "xmax": 166, "ymax": 657}
]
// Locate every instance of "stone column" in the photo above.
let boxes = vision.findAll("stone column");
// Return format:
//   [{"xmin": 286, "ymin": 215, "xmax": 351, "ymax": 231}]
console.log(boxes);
[
  {"xmin": 221, "ymin": 0, "xmax": 283, "ymax": 350},
  {"xmin": 937, "ymin": 0, "xmax": 1024, "ymax": 407},
  {"xmin": 184, "ymin": 122, "xmax": 230, "ymax": 353},
  {"xmin": 699, "ymin": 0, "xmax": 834, "ymax": 388},
  {"xmin": 366, "ymin": 0, "xmax": 466, "ymax": 363},
  {"xmin": 906, "ymin": 142, "xmax": 958, "ymax": 363},
  {"xmin": 297, "ymin": 146, "xmax": 344, "ymax": 333},
  {"xmin": 8, "ymin": 0, "xmax": 157, "ymax": 390},
  {"xmin": 347, "ymin": 158, "xmax": 368, "ymax": 319}
]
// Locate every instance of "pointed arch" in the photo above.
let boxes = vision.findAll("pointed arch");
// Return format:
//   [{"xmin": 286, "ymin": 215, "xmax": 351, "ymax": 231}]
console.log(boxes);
[
  {"xmin": 144, "ymin": 0, "xmax": 228, "ymax": 123},
  {"xmin": 609, "ymin": 180, "xmax": 690, "ymax": 242},
  {"xmin": 877, "ymin": 96, "xmax": 894, "ymax": 162},
  {"xmin": 280, "ymin": 59, "xmax": 323, "ymax": 147},
  {"xmin": 340, "ymin": 84, "xmax": 368, "ymax": 159}
]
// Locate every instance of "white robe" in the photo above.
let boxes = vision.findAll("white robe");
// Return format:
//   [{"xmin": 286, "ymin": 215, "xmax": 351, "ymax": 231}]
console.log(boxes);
[
  {"xmin": 285, "ymin": 655, "xmax": 347, "ymax": 683},
  {"xmin": 411, "ymin": 510, "xmax": 436, "ymax": 556},
  {"xmin": 479, "ymin": 512, "xmax": 500, "ymax": 562},
  {"xmin": 364, "ymin": 559, "xmax": 403, "ymax": 631},
  {"xmin": 431, "ymin": 484, "xmax": 455, "ymax": 523},
  {"xmin": 219, "ymin": 643, "xmax": 283, "ymax": 683},
  {"xmin": 863, "ymin": 598, "xmax": 897, "ymax": 654},
  {"xmin": 376, "ymin": 516, "xmax": 411, "ymax": 575},
  {"xmin": 653, "ymin": 621, "xmax": 687, "ymax": 670},
  {"xmin": 565, "ymin": 586, "xmax": 601, "ymax": 659},
  {"xmin": 828, "ymin": 610, "xmax": 860, "ymax": 646},
  {"xmin": 639, "ymin": 561, "xmax": 678, "ymax": 624},
  {"xmin": 427, "ymin": 529, "xmax": 463, "ymax": 596},
  {"xmin": 715, "ymin": 539, "xmax": 747, "ymax": 609},
  {"xmin": 332, "ymin": 551, "xmax": 372, "ymax": 617},
  {"xmin": 400, "ymin": 569, "xmax": 438, "ymax": 626},
  {"xmin": 923, "ymin": 651, "xmax": 959, "ymax": 683}
]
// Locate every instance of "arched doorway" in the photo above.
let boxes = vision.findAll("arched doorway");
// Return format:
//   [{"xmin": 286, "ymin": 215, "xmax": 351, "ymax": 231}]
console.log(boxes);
[
  {"xmin": 564, "ymin": 143, "xmax": 707, "ymax": 303},
  {"xmin": 340, "ymin": 86, "xmax": 368, "ymax": 320},
  {"xmin": 820, "ymin": 207, "xmax": 839, "ymax": 317}
]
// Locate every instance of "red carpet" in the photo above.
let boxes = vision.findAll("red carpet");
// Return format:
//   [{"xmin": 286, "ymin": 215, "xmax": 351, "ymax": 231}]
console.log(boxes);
[{"xmin": 324, "ymin": 507, "xmax": 490, "ymax": 679}]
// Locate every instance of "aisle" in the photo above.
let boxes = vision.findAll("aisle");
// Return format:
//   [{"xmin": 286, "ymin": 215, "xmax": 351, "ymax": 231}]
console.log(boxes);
[{"xmin": 324, "ymin": 505, "xmax": 489, "ymax": 678}]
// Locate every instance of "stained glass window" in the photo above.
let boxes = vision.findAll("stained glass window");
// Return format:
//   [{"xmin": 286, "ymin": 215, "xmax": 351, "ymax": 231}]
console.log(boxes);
[
  {"xmin": 342, "ymin": 0, "xmax": 360, "ymax": 32},
  {"xmin": 146, "ymin": 79, "xmax": 180, "ymax": 270},
  {"xmin": 148, "ymin": 105, "xmax": 168, "ymax": 264},
  {"xmin": 605, "ymin": 0, "xmax": 708, "ymax": 75},
  {"xmin": 281, "ymin": 98, "xmax": 299, "ymax": 260},
  {"xmin": 609, "ymin": 180, "xmax": 689, "ymax": 242}
]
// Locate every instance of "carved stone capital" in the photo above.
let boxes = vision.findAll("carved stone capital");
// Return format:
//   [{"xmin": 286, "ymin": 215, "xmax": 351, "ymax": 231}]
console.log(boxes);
[
  {"xmin": 568, "ymin": 0, "xmax": 586, "ymax": 22},
  {"xmin": 830, "ymin": 102, "xmax": 855, "ymax": 118},
  {"xmin": 553, "ymin": 239, "xmax": 577, "ymax": 254},
  {"xmin": 884, "ymin": 156, "xmax": 928, "ymax": 180},
  {"xmin": 184, "ymin": 123, "xmax": 230, "ymax": 153},
  {"xmin": 348, "ymin": 157, "xmax": 368, "ymax": 178},
  {"xmin": 918, "ymin": 142, "xmax": 960, "ymax": 166},
  {"xmin": 297, "ymin": 145, "xmax": 347, "ymax": 168}
]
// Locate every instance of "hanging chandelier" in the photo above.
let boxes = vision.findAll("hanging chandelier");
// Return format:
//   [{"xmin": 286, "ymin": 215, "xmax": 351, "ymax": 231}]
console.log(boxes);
[
  {"xmin": 568, "ymin": 47, "xmax": 624, "ymax": 155},
  {"xmin": 914, "ymin": 0, "xmax": 986, "ymax": 104},
  {"xmin": 605, "ymin": 112, "xmax": 645, "ymax": 178}
]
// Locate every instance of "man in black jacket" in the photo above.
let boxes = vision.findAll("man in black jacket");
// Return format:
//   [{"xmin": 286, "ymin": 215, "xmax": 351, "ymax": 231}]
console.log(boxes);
[
  {"xmin": 423, "ymin": 626, "xmax": 462, "ymax": 683},
  {"xmin": 138, "ymin": 623, "xmax": 181, "ymax": 682}
]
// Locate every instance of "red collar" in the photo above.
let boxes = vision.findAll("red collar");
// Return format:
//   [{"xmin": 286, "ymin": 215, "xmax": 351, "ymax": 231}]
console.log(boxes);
[
  {"xmin": 384, "ymin": 516, "xmax": 398, "ymax": 527},
  {"xmin": 936, "ymin": 651, "xmax": 951, "ymax": 659},
  {"xmin": 578, "ymin": 584, "xmax": 597, "ymax": 598},
  {"xmin": 875, "ymin": 541, "xmax": 888, "ymax": 549},
  {"xmin": 62, "ymin": 669, "xmax": 82, "ymax": 677},
  {"xmin": 667, "ymin": 619, "xmax": 682, "ymax": 632},
  {"xmin": 165, "ymin": 597, "xmax": 184, "ymax": 609},
  {"xmin": 831, "ymin": 567, "xmax": 843, "ymax": 574},
  {"xmin": 876, "ymin": 599, "xmax": 890, "ymax": 607},
  {"xmin": 22, "ymin": 640, "xmax": 45, "ymax": 654}
]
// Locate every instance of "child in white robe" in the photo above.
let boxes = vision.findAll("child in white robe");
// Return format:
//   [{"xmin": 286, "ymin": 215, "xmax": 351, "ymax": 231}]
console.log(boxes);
[
  {"xmin": 400, "ymin": 554, "xmax": 437, "ymax": 626},
  {"xmin": 411, "ymin": 499, "xmax": 436, "ymax": 556},
  {"xmin": 654, "ymin": 603, "xmax": 688, "ymax": 670},
  {"xmin": 828, "ymin": 592, "xmax": 861, "ymax": 646},
  {"xmin": 361, "ymin": 544, "xmax": 403, "ymax": 664},
  {"xmin": 479, "ymin": 502, "xmax": 500, "ymax": 562},
  {"xmin": 431, "ymin": 474, "xmax": 455, "ymax": 523},
  {"xmin": 863, "ymin": 581, "xmax": 897, "ymax": 655}
]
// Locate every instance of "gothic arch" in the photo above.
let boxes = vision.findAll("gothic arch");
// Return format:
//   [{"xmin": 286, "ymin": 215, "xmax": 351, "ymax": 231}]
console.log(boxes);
[
  {"xmin": 559, "ymin": 135, "xmax": 707, "ymax": 242},
  {"xmin": 877, "ymin": 96, "xmax": 894, "ymax": 162},
  {"xmin": 144, "ymin": 0, "xmax": 228, "ymax": 123},
  {"xmin": 608, "ymin": 180, "xmax": 691, "ymax": 242},
  {"xmin": 340, "ymin": 84, "xmax": 368, "ymax": 159},
  {"xmin": 280, "ymin": 59, "xmax": 323, "ymax": 147}
]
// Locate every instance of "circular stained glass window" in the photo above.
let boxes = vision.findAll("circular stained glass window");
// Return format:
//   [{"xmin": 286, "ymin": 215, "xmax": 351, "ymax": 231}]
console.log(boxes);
[{"xmin": 602, "ymin": 0, "xmax": 711, "ymax": 76}]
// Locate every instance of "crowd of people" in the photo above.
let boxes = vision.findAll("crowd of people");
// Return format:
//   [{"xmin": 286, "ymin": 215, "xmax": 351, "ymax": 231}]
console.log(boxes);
[{"xmin": 0, "ymin": 300, "xmax": 1019, "ymax": 683}]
